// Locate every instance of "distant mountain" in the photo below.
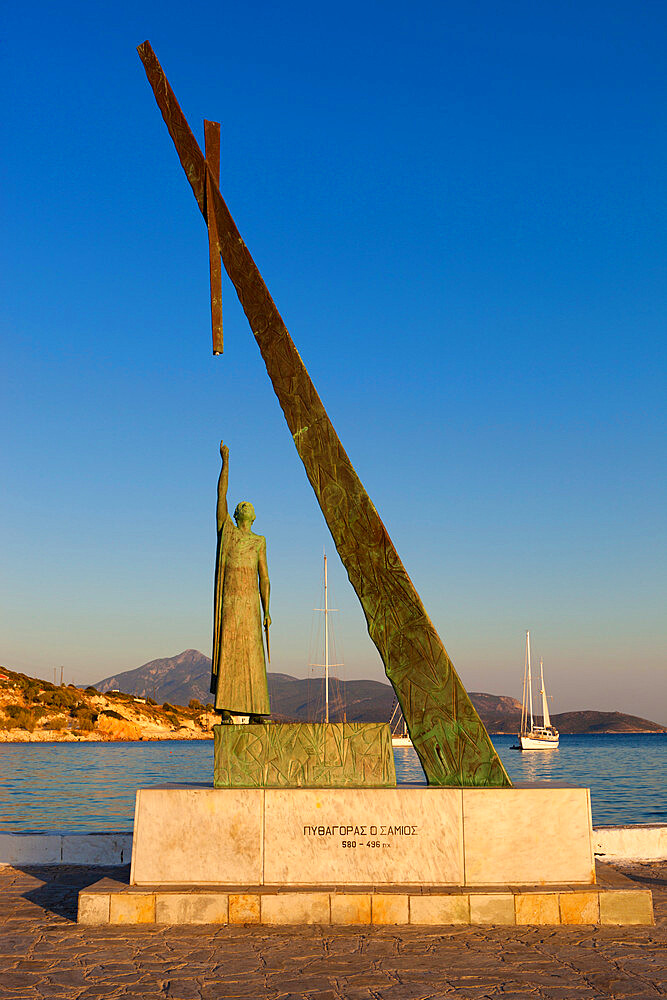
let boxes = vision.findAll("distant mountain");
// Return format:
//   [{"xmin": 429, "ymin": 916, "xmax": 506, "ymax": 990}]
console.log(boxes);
[
  {"xmin": 549, "ymin": 710, "xmax": 666, "ymax": 735},
  {"xmin": 467, "ymin": 693, "xmax": 665, "ymax": 734},
  {"xmin": 468, "ymin": 692, "xmax": 523, "ymax": 733},
  {"xmin": 94, "ymin": 652, "xmax": 396, "ymax": 721},
  {"xmin": 266, "ymin": 674, "xmax": 395, "ymax": 723},
  {"xmin": 95, "ymin": 650, "xmax": 212, "ymax": 707},
  {"xmin": 94, "ymin": 651, "xmax": 666, "ymax": 732}
]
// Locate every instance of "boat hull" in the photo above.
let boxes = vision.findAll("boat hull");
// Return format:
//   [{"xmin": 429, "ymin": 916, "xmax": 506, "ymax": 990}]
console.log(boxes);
[
  {"xmin": 519, "ymin": 733, "xmax": 559, "ymax": 750},
  {"xmin": 391, "ymin": 736, "xmax": 413, "ymax": 748}
]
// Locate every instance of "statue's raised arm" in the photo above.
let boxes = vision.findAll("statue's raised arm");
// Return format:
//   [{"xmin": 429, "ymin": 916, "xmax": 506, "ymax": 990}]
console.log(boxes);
[
  {"xmin": 217, "ymin": 441, "xmax": 229, "ymax": 531},
  {"xmin": 211, "ymin": 439, "xmax": 271, "ymax": 721}
]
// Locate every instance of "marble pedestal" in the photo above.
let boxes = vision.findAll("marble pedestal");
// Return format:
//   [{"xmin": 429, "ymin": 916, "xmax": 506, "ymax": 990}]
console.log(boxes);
[{"xmin": 129, "ymin": 784, "xmax": 596, "ymax": 887}]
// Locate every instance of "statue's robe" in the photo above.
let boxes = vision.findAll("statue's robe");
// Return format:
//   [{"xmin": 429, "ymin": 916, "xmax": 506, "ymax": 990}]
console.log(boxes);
[{"xmin": 211, "ymin": 514, "xmax": 270, "ymax": 715}]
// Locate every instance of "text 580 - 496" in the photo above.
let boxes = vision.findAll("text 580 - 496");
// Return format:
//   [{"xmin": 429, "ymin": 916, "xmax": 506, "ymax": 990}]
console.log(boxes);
[{"xmin": 341, "ymin": 840, "xmax": 388, "ymax": 848}]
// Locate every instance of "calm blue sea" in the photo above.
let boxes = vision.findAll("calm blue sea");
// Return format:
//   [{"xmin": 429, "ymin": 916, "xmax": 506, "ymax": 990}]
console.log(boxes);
[{"xmin": 0, "ymin": 734, "xmax": 664, "ymax": 833}]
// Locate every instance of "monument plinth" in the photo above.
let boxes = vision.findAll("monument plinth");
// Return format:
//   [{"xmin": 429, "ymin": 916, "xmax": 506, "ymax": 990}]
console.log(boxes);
[{"xmin": 129, "ymin": 784, "xmax": 596, "ymax": 888}]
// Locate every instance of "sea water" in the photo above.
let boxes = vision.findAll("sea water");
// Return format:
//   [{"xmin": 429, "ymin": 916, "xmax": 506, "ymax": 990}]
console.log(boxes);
[{"xmin": 0, "ymin": 733, "xmax": 664, "ymax": 833}]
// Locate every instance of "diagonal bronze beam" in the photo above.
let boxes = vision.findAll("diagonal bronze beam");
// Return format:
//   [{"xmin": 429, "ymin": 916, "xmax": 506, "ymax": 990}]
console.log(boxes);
[{"xmin": 137, "ymin": 40, "xmax": 511, "ymax": 786}]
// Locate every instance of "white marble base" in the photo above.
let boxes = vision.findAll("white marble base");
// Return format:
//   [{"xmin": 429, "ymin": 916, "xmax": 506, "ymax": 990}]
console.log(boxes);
[
  {"xmin": 463, "ymin": 787, "xmax": 595, "ymax": 884},
  {"xmin": 129, "ymin": 784, "xmax": 595, "ymax": 887},
  {"xmin": 593, "ymin": 824, "xmax": 667, "ymax": 862}
]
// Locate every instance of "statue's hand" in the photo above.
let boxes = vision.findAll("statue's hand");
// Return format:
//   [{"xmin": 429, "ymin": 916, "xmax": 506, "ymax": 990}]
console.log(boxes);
[
  {"xmin": 264, "ymin": 614, "xmax": 272, "ymax": 628},
  {"xmin": 220, "ymin": 440, "xmax": 229, "ymax": 461}
]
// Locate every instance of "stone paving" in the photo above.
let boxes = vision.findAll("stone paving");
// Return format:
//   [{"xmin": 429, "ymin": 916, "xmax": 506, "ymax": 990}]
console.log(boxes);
[{"xmin": 0, "ymin": 862, "xmax": 664, "ymax": 999}]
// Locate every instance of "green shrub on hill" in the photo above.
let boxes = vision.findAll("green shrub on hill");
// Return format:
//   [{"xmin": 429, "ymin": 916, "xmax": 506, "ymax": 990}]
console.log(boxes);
[
  {"xmin": 104, "ymin": 690, "xmax": 133, "ymax": 702},
  {"xmin": 39, "ymin": 688, "xmax": 79, "ymax": 710},
  {"xmin": 99, "ymin": 709, "xmax": 124, "ymax": 721},
  {"xmin": 4, "ymin": 705, "xmax": 38, "ymax": 731},
  {"xmin": 74, "ymin": 707, "xmax": 99, "ymax": 729}
]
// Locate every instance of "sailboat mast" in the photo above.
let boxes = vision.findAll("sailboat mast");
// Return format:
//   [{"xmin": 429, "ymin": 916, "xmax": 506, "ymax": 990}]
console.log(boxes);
[
  {"xmin": 324, "ymin": 553, "xmax": 329, "ymax": 725},
  {"xmin": 521, "ymin": 632, "xmax": 528, "ymax": 735},
  {"xmin": 527, "ymin": 630, "xmax": 534, "ymax": 730},
  {"xmin": 540, "ymin": 657, "xmax": 551, "ymax": 728}
]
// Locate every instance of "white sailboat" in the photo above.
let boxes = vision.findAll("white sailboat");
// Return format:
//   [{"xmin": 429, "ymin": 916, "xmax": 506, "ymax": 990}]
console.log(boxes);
[
  {"xmin": 518, "ymin": 630, "xmax": 559, "ymax": 750},
  {"xmin": 389, "ymin": 701, "xmax": 413, "ymax": 748}
]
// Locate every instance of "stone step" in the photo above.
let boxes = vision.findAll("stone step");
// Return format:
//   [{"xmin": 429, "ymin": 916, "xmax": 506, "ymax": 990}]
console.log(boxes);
[{"xmin": 78, "ymin": 877, "xmax": 653, "ymax": 927}]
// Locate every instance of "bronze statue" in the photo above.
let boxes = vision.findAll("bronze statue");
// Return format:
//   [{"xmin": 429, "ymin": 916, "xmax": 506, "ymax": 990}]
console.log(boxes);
[
  {"xmin": 139, "ymin": 42, "xmax": 511, "ymax": 785},
  {"xmin": 211, "ymin": 441, "xmax": 271, "ymax": 721}
]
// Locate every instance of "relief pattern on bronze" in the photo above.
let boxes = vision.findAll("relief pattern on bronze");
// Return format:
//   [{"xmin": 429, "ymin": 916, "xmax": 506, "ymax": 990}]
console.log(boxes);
[{"xmin": 214, "ymin": 722, "xmax": 396, "ymax": 788}]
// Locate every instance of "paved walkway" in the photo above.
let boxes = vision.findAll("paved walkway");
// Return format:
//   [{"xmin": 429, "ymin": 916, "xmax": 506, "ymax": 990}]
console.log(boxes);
[{"xmin": 0, "ymin": 862, "xmax": 664, "ymax": 999}]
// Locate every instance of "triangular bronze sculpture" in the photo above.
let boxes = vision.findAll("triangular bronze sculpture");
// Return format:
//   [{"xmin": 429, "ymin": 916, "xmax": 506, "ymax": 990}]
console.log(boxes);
[{"xmin": 138, "ymin": 41, "xmax": 511, "ymax": 787}]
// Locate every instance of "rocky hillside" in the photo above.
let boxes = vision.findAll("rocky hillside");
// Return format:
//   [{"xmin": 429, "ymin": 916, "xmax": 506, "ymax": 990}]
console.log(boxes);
[
  {"xmin": 267, "ymin": 673, "xmax": 396, "ymax": 722},
  {"xmin": 466, "ymin": 696, "xmax": 665, "ymax": 735},
  {"xmin": 0, "ymin": 666, "xmax": 216, "ymax": 742},
  {"xmin": 95, "ymin": 652, "xmax": 398, "ymax": 722},
  {"xmin": 94, "ymin": 651, "xmax": 666, "ymax": 733},
  {"xmin": 467, "ymin": 692, "xmax": 523, "ymax": 732},
  {"xmin": 95, "ymin": 649, "xmax": 211, "ymax": 707}
]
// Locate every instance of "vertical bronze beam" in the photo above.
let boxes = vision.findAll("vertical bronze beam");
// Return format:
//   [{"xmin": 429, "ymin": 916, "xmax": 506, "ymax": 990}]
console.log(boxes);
[
  {"xmin": 204, "ymin": 119, "xmax": 223, "ymax": 355},
  {"xmin": 137, "ymin": 41, "xmax": 511, "ymax": 787}
]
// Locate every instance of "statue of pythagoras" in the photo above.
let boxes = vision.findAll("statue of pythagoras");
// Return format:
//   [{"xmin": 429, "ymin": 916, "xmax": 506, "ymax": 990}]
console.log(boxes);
[{"xmin": 211, "ymin": 441, "xmax": 271, "ymax": 721}]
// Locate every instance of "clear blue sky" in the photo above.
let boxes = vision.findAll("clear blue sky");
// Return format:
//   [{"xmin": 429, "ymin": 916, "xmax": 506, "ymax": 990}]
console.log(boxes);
[{"xmin": 1, "ymin": 0, "xmax": 665, "ymax": 721}]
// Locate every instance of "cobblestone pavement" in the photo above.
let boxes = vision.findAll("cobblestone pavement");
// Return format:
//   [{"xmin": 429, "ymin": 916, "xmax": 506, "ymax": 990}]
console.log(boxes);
[{"xmin": 0, "ymin": 863, "xmax": 664, "ymax": 999}]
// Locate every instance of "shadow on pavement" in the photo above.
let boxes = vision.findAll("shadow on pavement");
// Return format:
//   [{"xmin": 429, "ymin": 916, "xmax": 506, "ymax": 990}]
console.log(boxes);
[{"xmin": 15, "ymin": 864, "xmax": 130, "ymax": 922}]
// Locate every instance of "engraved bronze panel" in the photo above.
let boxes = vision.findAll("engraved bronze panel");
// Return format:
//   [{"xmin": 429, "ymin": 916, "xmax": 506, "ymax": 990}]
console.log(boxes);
[{"xmin": 214, "ymin": 722, "xmax": 396, "ymax": 788}]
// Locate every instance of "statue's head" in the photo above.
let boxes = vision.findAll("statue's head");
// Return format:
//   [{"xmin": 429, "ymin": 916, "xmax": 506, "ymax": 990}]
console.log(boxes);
[{"xmin": 233, "ymin": 501, "xmax": 256, "ymax": 526}]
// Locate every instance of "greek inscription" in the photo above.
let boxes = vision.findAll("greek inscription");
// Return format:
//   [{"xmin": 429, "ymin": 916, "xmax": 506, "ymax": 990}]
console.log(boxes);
[
  {"xmin": 303, "ymin": 822, "xmax": 418, "ymax": 839},
  {"xmin": 378, "ymin": 824, "xmax": 418, "ymax": 836},
  {"xmin": 302, "ymin": 824, "xmax": 370, "ymax": 837}
]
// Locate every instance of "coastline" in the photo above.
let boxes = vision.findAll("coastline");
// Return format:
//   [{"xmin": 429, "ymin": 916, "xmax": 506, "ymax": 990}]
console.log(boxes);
[
  {"xmin": 1, "ymin": 728, "xmax": 664, "ymax": 743},
  {"xmin": 0, "ymin": 728, "xmax": 214, "ymax": 743},
  {"xmin": 0, "ymin": 668, "xmax": 217, "ymax": 742},
  {"xmin": 487, "ymin": 728, "xmax": 667, "ymax": 735},
  {"xmin": 1, "ymin": 730, "xmax": 665, "ymax": 743}
]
